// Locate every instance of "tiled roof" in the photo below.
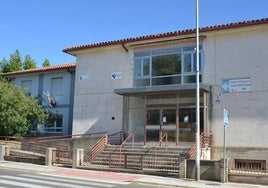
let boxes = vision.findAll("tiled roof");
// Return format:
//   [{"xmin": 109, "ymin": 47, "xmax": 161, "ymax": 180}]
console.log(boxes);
[
  {"xmin": 2, "ymin": 63, "xmax": 76, "ymax": 76},
  {"xmin": 63, "ymin": 18, "xmax": 268, "ymax": 53}
]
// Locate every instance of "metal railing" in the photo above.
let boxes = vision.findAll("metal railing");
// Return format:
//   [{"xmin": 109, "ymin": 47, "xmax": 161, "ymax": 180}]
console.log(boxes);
[
  {"xmin": 154, "ymin": 133, "xmax": 168, "ymax": 150},
  {"xmin": 108, "ymin": 131, "xmax": 123, "ymax": 145},
  {"xmin": 189, "ymin": 131, "xmax": 212, "ymax": 159},
  {"xmin": 154, "ymin": 133, "xmax": 168, "ymax": 167},
  {"xmin": 22, "ymin": 141, "xmax": 68, "ymax": 155},
  {"xmin": 0, "ymin": 136, "xmax": 24, "ymax": 142},
  {"xmin": 120, "ymin": 133, "xmax": 134, "ymax": 154},
  {"xmin": 52, "ymin": 149, "xmax": 73, "ymax": 165},
  {"xmin": 109, "ymin": 153, "xmax": 144, "ymax": 170},
  {"xmin": 26, "ymin": 132, "xmax": 107, "ymax": 142},
  {"xmin": 144, "ymin": 153, "xmax": 180, "ymax": 172},
  {"xmin": 230, "ymin": 159, "xmax": 268, "ymax": 173},
  {"xmin": 108, "ymin": 152, "xmax": 180, "ymax": 172},
  {"xmin": 84, "ymin": 134, "xmax": 108, "ymax": 163}
]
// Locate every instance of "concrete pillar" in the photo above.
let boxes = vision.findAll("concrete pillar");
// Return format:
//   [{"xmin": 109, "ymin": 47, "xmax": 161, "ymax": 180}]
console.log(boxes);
[
  {"xmin": 0, "ymin": 145, "xmax": 6, "ymax": 160},
  {"xmin": 179, "ymin": 158, "xmax": 187, "ymax": 179},
  {"xmin": 73, "ymin": 149, "xmax": 84, "ymax": 168},
  {"xmin": 5, "ymin": 146, "xmax": 10, "ymax": 156},
  {"xmin": 45, "ymin": 147, "xmax": 57, "ymax": 166},
  {"xmin": 201, "ymin": 148, "xmax": 211, "ymax": 160}
]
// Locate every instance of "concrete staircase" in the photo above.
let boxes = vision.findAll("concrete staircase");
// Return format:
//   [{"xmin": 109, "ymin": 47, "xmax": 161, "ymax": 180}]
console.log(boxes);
[
  {"xmin": 4, "ymin": 149, "xmax": 45, "ymax": 165},
  {"xmin": 86, "ymin": 144, "xmax": 190, "ymax": 176}
]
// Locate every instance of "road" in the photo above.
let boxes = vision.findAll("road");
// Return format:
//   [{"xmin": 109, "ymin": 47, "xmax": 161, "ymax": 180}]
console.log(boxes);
[{"xmin": 0, "ymin": 168, "xmax": 167, "ymax": 188}]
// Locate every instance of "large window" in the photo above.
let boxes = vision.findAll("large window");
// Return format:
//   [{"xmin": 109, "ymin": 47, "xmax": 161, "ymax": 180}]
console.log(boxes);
[
  {"xmin": 133, "ymin": 45, "xmax": 203, "ymax": 87},
  {"xmin": 45, "ymin": 113, "xmax": 63, "ymax": 133},
  {"xmin": 51, "ymin": 77, "xmax": 63, "ymax": 96},
  {"xmin": 21, "ymin": 80, "xmax": 32, "ymax": 96}
]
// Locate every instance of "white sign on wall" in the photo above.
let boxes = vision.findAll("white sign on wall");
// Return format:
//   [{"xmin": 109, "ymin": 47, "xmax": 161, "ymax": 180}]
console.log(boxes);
[
  {"xmin": 79, "ymin": 74, "xmax": 89, "ymax": 82},
  {"xmin": 223, "ymin": 109, "xmax": 229, "ymax": 127},
  {"xmin": 111, "ymin": 72, "xmax": 122, "ymax": 79},
  {"xmin": 222, "ymin": 78, "xmax": 251, "ymax": 93}
]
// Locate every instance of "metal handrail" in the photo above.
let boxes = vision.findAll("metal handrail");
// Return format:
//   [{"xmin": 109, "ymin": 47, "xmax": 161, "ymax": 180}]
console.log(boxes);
[
  {"xmin": 26, "ymin": 132, "xmax": 107, "ymax": 142},
  {"xmin": 108, "ymin": 131, "xmax": 123, "ymax": 145},
  {"xmin": 154, "ymin": 133, "xmax": 168, "ymax": 150},
  {"xmin": 189, "ymin": 131, "xmax": 212, "ymax": 159},
  {"xmin": 154, "ymin": 133, "xmax": 168, "ymax": 166},
  {"xmin": 88, "ymin": 133, "xmax": 108, "ymax": 162},
  {"xmin": 120, "ymin": 133, "xmax": 134, "ymax": 154}
]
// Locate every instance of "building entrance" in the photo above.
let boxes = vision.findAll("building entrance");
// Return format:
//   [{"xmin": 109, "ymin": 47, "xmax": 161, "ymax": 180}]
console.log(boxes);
[
  {"xmin": 146, "ymin": 107, "xmax": 178, "ymax": 143},
  {"xmin": 119, "ymin": 90, "xmax": 208, "ymax": 146},
  {"xmin": 145, "ymin": 107, "xmax": 203, "ymax": 145}
]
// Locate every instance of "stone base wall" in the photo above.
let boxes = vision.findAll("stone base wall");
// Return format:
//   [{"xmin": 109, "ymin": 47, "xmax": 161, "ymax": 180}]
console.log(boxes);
[
  {"xmin": 186, "ymin": 159, "xmax": 222, "ymax": 181},
  {"xmin": 229, "ymin": 172, "xmax": 268, "ymax": 185},
  {"xmin": 211, "ymin": 147, "xmax": 268, "ymax": 170}
]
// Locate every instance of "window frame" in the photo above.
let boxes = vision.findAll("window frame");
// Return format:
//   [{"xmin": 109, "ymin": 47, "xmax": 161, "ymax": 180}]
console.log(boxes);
[
  {"xmin": 21, "ymin": 80, "xmax": 32, "ymax": 97},
  {"xmin": 133, "ymin": 45, "xmax": 203, "ymax": 87}
]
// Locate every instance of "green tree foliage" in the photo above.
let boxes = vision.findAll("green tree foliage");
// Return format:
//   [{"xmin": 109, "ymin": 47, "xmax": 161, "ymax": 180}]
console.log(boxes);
[
  {"xmin": 0, "ymin": 58, "xmax": 10, "ymax": 73},
  {"xmin": 42, "ymin": 58, "xmax": 50, "ymax": 67},
  {"xmin": 0, "ymin": 50, "xmax": 51, "ymax": 72},
  {"xmin": 23, "ymin": 55, "xmax": 37, "ymax": 70},
  {"xmin": 0, "ymin": 78, "xmax": 48, "ymax": 136},
  {"xmin": 9, "ymin": 49, "xmax": 22, "ymax": 72}
]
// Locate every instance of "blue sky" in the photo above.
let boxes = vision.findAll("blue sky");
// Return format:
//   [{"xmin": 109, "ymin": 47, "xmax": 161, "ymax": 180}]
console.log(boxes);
[{"xmin": 0, "ymin": 0, "xmax": 267, "ymax": 67}]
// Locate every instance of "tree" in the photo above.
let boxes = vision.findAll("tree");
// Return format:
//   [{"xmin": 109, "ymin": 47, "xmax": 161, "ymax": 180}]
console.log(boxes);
[
  {"xmin": 0, "ymin": 57, "xmax": 10, "ymax": 73},
  {"xmin": 42, "ymin": 58, "xmax": 50, "ymax": 67},
  {"xmin": 23, "ymin": 55, "xmax": 37, "ymax": 70},
  {"xmin": 0, "ymin": 77, "xmax": 48, "ymax": 136},
  {"xmin": 9, "ymin": 49, "xmax": 22, "ymax": 72}
]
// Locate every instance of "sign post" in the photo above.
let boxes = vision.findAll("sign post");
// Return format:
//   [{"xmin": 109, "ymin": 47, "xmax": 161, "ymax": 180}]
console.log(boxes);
[{"xmin": 223, "ymin": 109, "xmax": 229, "ymax": 183}]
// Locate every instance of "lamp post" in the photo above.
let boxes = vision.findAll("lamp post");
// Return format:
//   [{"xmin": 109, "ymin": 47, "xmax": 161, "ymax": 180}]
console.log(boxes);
[{"xmin": 195, "ymin": 0, "xmax": 200, "ymax": 181}]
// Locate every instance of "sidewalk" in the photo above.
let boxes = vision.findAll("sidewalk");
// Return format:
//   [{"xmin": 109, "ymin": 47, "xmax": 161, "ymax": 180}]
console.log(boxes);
[{"xmin": 0, "ymin": 161, "xmax": 266, "ymax": 188}]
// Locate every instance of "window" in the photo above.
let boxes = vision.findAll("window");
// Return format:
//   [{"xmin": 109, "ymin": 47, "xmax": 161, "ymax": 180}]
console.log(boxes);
[
  {"xmin": 21, "ymin": 80, "xmax": 32, "ymax": 96},
  {"xmin": 134, "ymin": 58, "xmax": 150, "ymax": 77},
  {"xmin": 133, "ymin": 45, "xmax": 203, "ymax": 87},
  {"xmin": 235, "ymin": 159, "xmax": 266, "ymax": 172},
  {"xmin": 51, "ymin": 77, "xmax": 63, "ymax": 96},
  {"xmin": 45, "ymin": 113, "xmax": 63, "ymax": 133}
]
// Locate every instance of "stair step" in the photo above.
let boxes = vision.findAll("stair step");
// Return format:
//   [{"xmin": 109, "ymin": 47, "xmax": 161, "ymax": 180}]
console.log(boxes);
[
  {"xmin": 85, "ymin": 144, "xmax": 189, "ymax": 173},
  {"xmin": 4, "ymin": 155, "xmax": 45, "ymax": 165},
  {"xmin": 10, "ymin": 149, "xmax": 45, "ymax": 157}
]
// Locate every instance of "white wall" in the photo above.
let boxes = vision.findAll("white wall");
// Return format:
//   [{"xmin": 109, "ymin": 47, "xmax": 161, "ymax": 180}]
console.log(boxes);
[
  {"xmin": 72, "ymin": 46, "xmax": 132, "ymax": 135},
  {"xmin": 9, "ymin": 70, "xmax": 74, "ymax": 136},
  {"xmin": 13, "ymin": 75, "xmax": 39, "ymax": 97},
  {"xmin": 42, "ymin": 72, "xmax": 71, "ymax": 106},
  {"xmin": 72, "ymin": 24, "xmax": 268, "ymax": 150},
  {"xmin": 203, "ymin": 25, "xmax": 268, "ymax": 148}
]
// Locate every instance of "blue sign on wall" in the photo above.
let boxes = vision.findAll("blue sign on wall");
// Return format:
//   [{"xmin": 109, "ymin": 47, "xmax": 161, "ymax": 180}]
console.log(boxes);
[
  {"xmin": 221, "ymin": 78, "xmax": 251, "ymax": 93},
  {"xmin": 221, "ymin": 80, "xmax": 230, "ymax": 93}
]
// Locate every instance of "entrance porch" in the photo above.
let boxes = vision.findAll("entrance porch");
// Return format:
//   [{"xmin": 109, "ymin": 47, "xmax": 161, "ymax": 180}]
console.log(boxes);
[{"xmin": 115, "ymin": 84, "xmax": 210, "ymax": 146}]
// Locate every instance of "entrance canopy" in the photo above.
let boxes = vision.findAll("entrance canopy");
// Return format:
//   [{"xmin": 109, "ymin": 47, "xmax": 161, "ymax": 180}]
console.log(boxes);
[
  {"xmin": 114, "ymin": 84, "xmax": 211, "ymax": 145},
  {"xmin": 114, "ymin": 83, "xmax": 210, "ymax": 96}
]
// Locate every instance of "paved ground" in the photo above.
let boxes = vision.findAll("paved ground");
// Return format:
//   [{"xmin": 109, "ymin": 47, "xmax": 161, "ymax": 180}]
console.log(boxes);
[{"xmin": 0, "ymin": 161, "xmax": 267, "ymax": 188}]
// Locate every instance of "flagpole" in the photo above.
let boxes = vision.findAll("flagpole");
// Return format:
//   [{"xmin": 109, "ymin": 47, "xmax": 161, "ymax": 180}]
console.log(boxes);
[{"xmin": 195, "ymin": 0, "xmax": 200, "ymax": 181}]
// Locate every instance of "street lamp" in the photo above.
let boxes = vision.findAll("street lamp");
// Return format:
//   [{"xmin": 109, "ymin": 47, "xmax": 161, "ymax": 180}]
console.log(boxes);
[{"xmin": 195, "ymin": 0, "xmax": 200, "ymax": 181}]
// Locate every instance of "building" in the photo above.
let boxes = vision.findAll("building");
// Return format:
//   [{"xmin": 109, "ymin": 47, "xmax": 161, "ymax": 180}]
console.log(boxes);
[
  {"xmin": 63, "ymin": 18, "xmax": 268, "ymax": 170},
  {"xmin": 2, "ymin": 63, "xmax": 76, "ymax": 136}
]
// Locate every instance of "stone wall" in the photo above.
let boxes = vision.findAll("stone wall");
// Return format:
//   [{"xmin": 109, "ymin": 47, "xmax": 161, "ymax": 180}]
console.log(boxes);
[{"xmin": 186, "ymin": 159, "xmax": 222, "ymax": 181}]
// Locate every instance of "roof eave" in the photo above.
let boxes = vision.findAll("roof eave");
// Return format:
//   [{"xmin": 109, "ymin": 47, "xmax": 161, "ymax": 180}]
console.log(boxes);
[{"xmin": 62, "ymin": 18, "xmax": 268, "ymax": 54}]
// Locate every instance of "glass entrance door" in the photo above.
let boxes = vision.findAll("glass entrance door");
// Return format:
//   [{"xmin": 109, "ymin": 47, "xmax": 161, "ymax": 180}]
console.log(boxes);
[
  {"xmin": 178, "ymin": 108, "xmax": 203, "ymax": 142},
  {"xmin": 162, "ymin": 109, "xmax": 177, "ymax": 142},
  {"xmin": 146, "ymin": 109, "xmax": 160, "ymax": 141},
  {"xmin": 146, "ymin": 108, "xmax": 178, "ymax": 143}
]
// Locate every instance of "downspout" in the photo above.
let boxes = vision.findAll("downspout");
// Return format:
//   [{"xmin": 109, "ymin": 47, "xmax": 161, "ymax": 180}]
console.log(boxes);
[{"xmin": 121, "ymin": 43, "xmax": 128, "ymax": 52}]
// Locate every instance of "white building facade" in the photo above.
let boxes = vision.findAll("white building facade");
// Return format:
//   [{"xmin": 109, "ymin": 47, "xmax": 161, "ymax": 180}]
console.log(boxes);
[
  {"xmin": 3, "ymin": 63, "xmax": 76, "ymax": 136},
  {"xmin": 64, "ymin": 18, "xmax": 268, "ymax": 171}
]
